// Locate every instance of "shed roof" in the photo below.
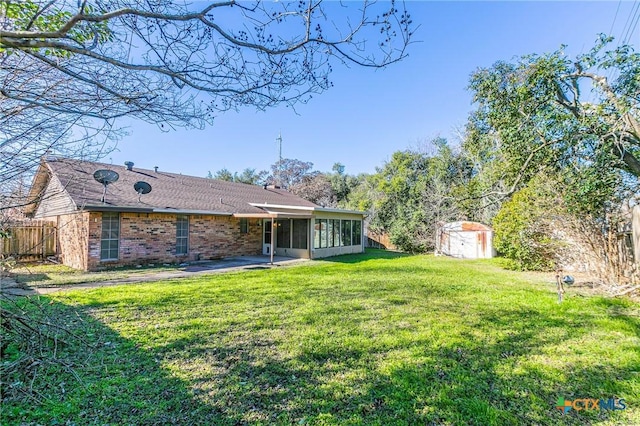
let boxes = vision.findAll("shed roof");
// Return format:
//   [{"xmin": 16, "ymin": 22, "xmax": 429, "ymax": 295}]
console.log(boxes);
[
  {"xmin": 440, "ymin": 221, "xmax": 492, "ymax": 232},
  {"xmin": 26, "ymin": 157, "xmax": 319, "ymax": 216}
]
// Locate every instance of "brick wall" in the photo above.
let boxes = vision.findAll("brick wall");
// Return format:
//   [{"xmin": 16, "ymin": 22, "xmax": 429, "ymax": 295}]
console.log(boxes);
[
  {"xmin": 56, "ymin": 211, "xmax": 90, "ymax": 270},
  {"xmin": 84, "ymin": 212, "xmax": 262, "ymax": 270},
  {"xmin": 189, "ymin": 215, "xmax": 262, "ymax": 261}
]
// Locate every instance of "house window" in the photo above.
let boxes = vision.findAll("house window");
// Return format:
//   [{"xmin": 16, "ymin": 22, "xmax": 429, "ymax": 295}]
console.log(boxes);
[
  {"xmin": 292, "ymin": 219, "xmax": 308, "ymax": 250},
  {"xmin": 240, "ymin": 218, "xmax": 249, "ymax": 234},
  {"xmin": 314, "ymin": 219, "xmax": 327, "ymax": 249},
  {"xmin": 314, "ymin": 221, "xmax": 321, "ymax": 249},
  {"xmin": 320, "ymin": 219, "xmax": 328, "ymax": 248},
  {"xmin": 353, "ymin": 220, "xmax": 362, "ymax": 246},
  {"xmin": 342, "ymin": 219, "xmax": 352, "ymax": 246},
  {"xmin": 332, "ymin": 219, "xmax": 341, "ymax": 247},
  {"xmin": 327, "ymin": 220, "xmax": 334, "ymax": 247},
  {"xmin": 176, "ymin": 215, "xmax": 189, "ymax": 255},
  {"xmin": 100, "ymin": 212, "xmax": 119, "ymax": 261}
]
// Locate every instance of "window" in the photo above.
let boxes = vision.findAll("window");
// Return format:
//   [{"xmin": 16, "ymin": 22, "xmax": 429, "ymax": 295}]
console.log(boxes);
[
  {"xmin": 342, "ymin": 219, "xmax": 352, "ymax": 246},
  {"xmin": 100, "ymin": 212, "xmax": 119, "ymax": 260},
  {"xmin": 352, "ymin": 220, "xmax": 362, "ymax": 246},
  {"xmin": 292, "ymin": 219, "xmax": 308, "ymax": 249},
  {"xmin": 176, "ymin": 215, "xmax": 189, "ymax": 255},
  {"xmin": 332, "ymin": 219, "xmax": 341, "ymax": 247},
  {"xmin": 314, "ymin": 221, "xmax": 321, "ymax": 249},
  {"xmin": 314, "ymin": 219, "xmax": 327, "ymax": 249},
  {"xmin": 320, "ymin": 219, "xmax": 328, "ymax": 248},
  {"xmin": 240, "ymin": 218, "xmax": 249, "ymax": 234},
  {"xmin": 276, "ymin": 219, "xmax": 291, "ymax": 248},
  {"xmin": 327, "ymin": 220, "xmax": 334, "ymax": 248}
]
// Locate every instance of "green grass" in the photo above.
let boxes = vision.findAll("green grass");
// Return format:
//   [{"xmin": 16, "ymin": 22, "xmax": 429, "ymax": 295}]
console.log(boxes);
[
  {"xmin": 10, "ymin": 262, "xmax": 181, "ymax": 287},
  {"xmin": 2, "ymin": 250, "xmax": 639, "ymax": 425}
]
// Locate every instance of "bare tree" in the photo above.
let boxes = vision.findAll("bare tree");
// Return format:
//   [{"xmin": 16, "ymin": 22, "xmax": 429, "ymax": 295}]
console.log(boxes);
[
  {"xmin": 268, "ymin": 158, "xmax": 315, "ymax": 189},
  {"xmin": 290, "ymin": 173, "xmax": 336, "ymax": 207},
  {"xmin": 0, "ymin": 0, "xmax": 413, "ymax": 209}
]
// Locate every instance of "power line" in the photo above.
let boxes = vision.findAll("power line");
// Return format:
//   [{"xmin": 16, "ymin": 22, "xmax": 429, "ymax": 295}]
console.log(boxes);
[
  {"xmin": 620, "ymin": 1, "xmax": 640, "ymax": 45},
  {"xmin": 609, "ymin": 0, "xmax": 622, "ymax": 36},
  {"xmin": 627, "ymin": 5, "xmax": 640, "ymax": 44}
]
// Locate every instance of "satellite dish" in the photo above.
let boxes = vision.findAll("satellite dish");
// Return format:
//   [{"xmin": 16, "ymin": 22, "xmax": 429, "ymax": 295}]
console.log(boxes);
[
  {"xmin": 93, "ymin": 169, "xmax": 119, "ymax": 185},
  {"xmin": 562, "ymin": 275, "xmax": 575, "ymax": 286},
  {"xmin": 93, "ymin": 169, "xmax": 119, "ymax": 203},
  {"xmin": 134, "ymin": 181, "xmax": 152, "ymax": 202}
]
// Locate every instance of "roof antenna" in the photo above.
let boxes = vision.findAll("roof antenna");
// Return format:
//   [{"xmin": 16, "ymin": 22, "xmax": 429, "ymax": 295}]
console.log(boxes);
[
  {"xmin": 276, "ymin": 131, "xmax": 283, "ymax": 187},
  {"xmin": 276, "ymin": 131, "xmax": 283, "ymax": 163},
  {"xmin": 93, "ymin": 169, "xmax": 119, "ymax": 203},
  {"xmin": 134, "ymin": 181, "xmax": 152, "ymax": 202}
]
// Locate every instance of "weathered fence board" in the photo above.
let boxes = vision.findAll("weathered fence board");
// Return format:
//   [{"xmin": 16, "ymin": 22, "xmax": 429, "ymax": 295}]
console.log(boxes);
[{"xmin": 1, "ymin": 221, "xmax": 56, "ymax": 259}]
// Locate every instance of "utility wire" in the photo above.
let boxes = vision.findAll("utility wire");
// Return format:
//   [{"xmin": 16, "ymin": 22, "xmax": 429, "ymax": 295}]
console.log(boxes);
[
  {"xmin": 620, "ymin": 1, "xmax": 640, "ymax": 45},
  {"xmin": 626, "ymin": 5, "xmax": 640, "ymax": 44},
  {"xmin": 609, "ymin": 0, "xmax": 622, "ymax": 36}
]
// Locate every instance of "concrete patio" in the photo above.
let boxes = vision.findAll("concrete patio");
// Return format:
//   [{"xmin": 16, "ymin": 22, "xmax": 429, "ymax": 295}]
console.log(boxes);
[{"xmin": 1, "ymin": 255, "xmax": 308, "ymax": 297}]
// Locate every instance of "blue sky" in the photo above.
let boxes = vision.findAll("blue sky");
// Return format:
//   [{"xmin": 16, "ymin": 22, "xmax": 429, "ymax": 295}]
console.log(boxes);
[{"xmin": 109, "ymin": 1, "xmax": 640, "ymax": 178}]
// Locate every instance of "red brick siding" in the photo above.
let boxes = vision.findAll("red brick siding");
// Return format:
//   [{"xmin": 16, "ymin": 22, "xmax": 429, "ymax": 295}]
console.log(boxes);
[
  {"xmin": 84, "ymin": 213, "xmax": 262, "ymax": 270},
  {"xmin": 56, "ymin": 212, "xmax": 90, "ymax": 270},
  {"xmin": 189, "ymin": 216, "xmax": 262, "ymax": 260}
]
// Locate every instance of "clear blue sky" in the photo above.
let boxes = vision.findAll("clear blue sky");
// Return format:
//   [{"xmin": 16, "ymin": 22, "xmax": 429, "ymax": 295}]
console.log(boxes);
[{"xmin": 109, "ymin": 1, "xmax": 639, "ymax": 178}]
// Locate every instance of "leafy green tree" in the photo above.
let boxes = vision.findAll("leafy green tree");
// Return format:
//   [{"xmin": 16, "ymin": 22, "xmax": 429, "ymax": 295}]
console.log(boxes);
[
  {"xmin": 467, "ymin": 36, "xmax": 639, "ymax": 281},
  {"xmin": 324, "ymin": 163, "xmax": 362, "ymax": 207},
  {"xmin": 492, "ymin": 174, "xmax": 566, "ymax": 271},
  {"xmin": 234, "ymin": 168, "xmax": 268, "ymax": 186},
  {"xmin": 207, "ymin": 168, "xmax": 267, "ymax": 185},
  {"xmin": 455, "ymin": 129, "xmax": 510, "ymax": 224},
  {"xmin": 467, "ymin": 35, "xmax": 639, "ymax": 207},
  {"xmin": 343, "ymin": 139, "xmax": 469, "ymax": 253},
  {"xmin": 211, "ymin": 168, "xmax": 233, "ymax": 182},
  {"xmin": 342, "ymin": 173, "xmax": 378, "ymax": 213},
  {"xmin": 372, "ymin": 150, "xmax": 430, "ymax": 252},
  {"xmin": 363, "ymin": 141, "xmax": 464, "ymax": 253}
]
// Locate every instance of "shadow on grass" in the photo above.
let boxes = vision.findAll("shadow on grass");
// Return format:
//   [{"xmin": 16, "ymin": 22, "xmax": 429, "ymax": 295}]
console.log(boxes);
[
  {"xmin": 177, "ymin": 304, "xmax": 638, "ymax": 425},
  {"xmin": 592, "ymin": 297, "xmax": 640, "ymax": 337},
  {"xmin": 12, "ymin": 272, "xmax": 50, "ymax": 283},
  {"xmin": 318, "ymin": 248, "xmax": 412, "ymax": 264},
  {"xmin": 1, "ymin": 297, "xmax": 231, "ymax": 425},
  {"xmin": 272, "ymin": 305, "xmax": 637, "ymax": 425},
  {"xmin": 6, "ymin": 289, "xmax": 637, "ymax": 424}
]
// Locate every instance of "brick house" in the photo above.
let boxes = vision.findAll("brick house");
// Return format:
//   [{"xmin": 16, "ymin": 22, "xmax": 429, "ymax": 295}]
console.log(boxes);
[{"xmin": 26, "ymin": 157, "xmax": 365, "ymax": 271}]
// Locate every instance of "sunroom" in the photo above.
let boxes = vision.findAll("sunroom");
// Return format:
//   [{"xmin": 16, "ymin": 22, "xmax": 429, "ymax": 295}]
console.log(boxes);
[{"xmin": 241, "ymin": 204, "xmax": 365, "ymax": 260}]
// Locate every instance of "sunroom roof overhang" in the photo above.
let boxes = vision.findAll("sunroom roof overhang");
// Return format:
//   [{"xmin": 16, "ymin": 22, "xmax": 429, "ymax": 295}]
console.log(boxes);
[
  {"xmin": 248, "ymin": 203, "xmax": 366, "ymax": 216},
  {"xmin": 233, "ymin": 211, "xmax": 313, "ymax": 219}
]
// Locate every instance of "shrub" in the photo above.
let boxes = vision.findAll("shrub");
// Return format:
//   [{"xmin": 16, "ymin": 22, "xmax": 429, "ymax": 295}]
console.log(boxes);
[{"xmin": 492, "ymin": 176, "xmax": 564, "ymax": 271}]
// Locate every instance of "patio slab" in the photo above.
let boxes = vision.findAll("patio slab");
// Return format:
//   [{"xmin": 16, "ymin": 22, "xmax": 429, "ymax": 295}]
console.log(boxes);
[{"xmin": 1, "ymin": 256, "xmax": 308, "ymax": 296}]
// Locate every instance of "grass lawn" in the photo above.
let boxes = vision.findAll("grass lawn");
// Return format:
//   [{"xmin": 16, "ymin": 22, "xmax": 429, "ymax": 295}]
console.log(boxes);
[
  {"xmin": 10, "ymin": 262, "xmax": 181, "ymax": 287},
  {"xmin": 2, "ymin": 250, "xmax": 638, "ymax": 425}
]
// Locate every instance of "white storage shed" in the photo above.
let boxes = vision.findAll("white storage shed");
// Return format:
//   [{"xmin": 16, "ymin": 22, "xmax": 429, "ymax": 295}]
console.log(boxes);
[{"xmin": 436, "ymin": 221, "xmax": 496, "ymax": 259}]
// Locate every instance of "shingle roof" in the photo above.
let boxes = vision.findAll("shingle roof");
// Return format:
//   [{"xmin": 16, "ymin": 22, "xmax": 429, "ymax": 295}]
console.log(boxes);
[{"xmin": 41, "ymin": 157, "xmax": 317, "ymax": 214}]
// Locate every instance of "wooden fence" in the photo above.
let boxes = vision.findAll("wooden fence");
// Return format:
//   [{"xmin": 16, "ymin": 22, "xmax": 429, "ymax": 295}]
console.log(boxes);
[
  {"xmin": 366, "ymin": 230, "xmax": 396, "ymax": 250},
  {"xmin": 1, "ymin": 221, "xmax": 56, "ymax": 259}
]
